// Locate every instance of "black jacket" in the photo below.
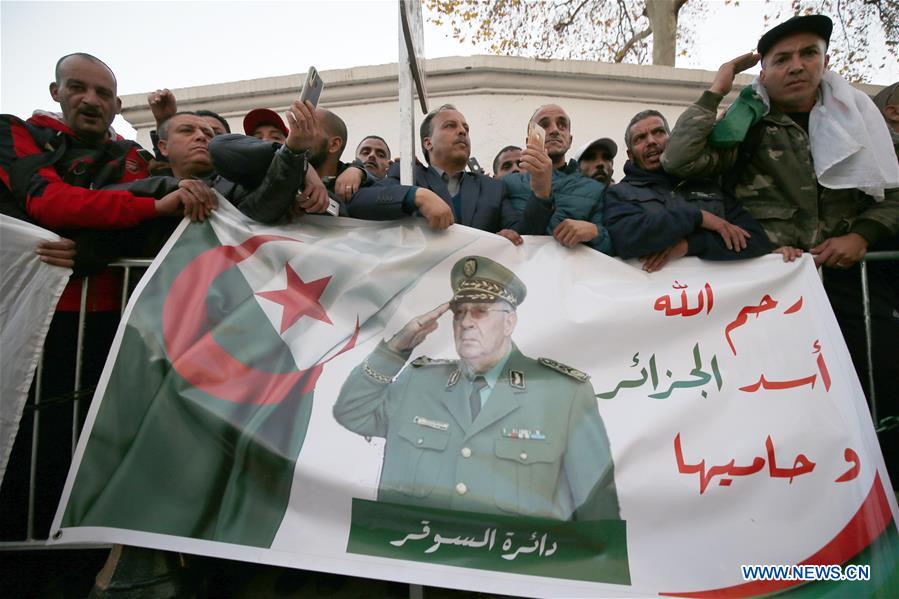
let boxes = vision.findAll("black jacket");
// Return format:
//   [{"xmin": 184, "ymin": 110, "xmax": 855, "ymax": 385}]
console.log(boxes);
[
  {"xmin": 347, "ymin": 161, "xmax": 526, "ymax": 233},
  {"xmin": 603, "ymin": 161, "xmax": 773, "ymax": 260}
]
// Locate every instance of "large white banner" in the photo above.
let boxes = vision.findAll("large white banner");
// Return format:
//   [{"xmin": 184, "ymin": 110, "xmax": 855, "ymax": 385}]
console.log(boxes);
[{"xmin": 52, "ymin": 201, "xmax": 898, "ymax": 597}]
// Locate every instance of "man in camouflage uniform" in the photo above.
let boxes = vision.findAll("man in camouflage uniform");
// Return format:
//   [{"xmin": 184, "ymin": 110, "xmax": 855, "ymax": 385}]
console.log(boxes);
[
  {"xmin": 334, "ymin": 256, "xmax": 619, "ymax": 521},
  {"xmin": 662, "ymin": 15, "xmax": 898, "ymax": 265},
  {"xmin": 662, "ymin": 14, "xmax": 899, "ymax": 488}
]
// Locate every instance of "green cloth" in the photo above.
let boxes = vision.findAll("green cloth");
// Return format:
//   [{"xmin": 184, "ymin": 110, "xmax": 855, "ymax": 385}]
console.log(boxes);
[{"xmin": 710, "ymin": 85, "xmax": 767, "ymax": 147}]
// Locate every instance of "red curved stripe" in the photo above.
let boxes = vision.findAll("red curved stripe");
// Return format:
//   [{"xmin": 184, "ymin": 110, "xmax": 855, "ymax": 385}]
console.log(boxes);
[
  {"xmin": 660, "ymin": 473, "xmax": 893, "ymax": 598},
  {"xmin": 162, "ymin": 234, "xmax": 316, "ymax": 405}
]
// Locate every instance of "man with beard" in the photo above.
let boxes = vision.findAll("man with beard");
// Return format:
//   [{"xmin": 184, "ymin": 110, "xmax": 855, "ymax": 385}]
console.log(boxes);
[
  {"xmin": 209, "ymin": 103, "xmax": 371, "ymax": 211},
  {"xmin": 505, "ymin": 104, "xmax": 611, "ymax": 253},
  {"xmin": 355, "ymin": 135, "xmax": 392, "ymax": 180},
  {"xmin": 603, "ymin": 110, "xmax": 772, "ymax": 272},
  {"xmin": 576, "ymin": 138, "xmax": 617, "ymax": 186},
  {"xmin": 346, "ymin": 104, "xmax": 524, "ymax": 243}
]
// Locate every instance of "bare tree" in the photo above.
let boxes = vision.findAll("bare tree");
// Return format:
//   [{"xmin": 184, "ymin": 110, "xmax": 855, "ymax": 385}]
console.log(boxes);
[
  {"xmin": 767, "ymin": 0, "xmax": 898, "ymax": 82},
  {"xmin": 426, "ymin": 0, "xmax": 897, "ymax": 81},
  {"xmin": 425, "ymin": 0, "xmax": 702, "ymax": 67}
]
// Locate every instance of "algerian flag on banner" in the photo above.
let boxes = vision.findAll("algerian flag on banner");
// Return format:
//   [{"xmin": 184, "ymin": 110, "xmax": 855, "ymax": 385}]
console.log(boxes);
[{"xmin": 56, "ymin": 199, "xmax": 476, "ymax": 547}]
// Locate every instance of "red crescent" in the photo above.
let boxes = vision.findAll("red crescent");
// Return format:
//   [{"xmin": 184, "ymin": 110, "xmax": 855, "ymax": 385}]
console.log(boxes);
[{"xmin": 162, "ymin": 234, "xmax": 359, "ymax": 404}]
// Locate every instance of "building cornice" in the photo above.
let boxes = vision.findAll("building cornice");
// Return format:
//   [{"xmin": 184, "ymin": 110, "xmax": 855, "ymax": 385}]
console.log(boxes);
[{"xmin": 120, "ymin": 54, "xmax": 884, "ymax": 130}]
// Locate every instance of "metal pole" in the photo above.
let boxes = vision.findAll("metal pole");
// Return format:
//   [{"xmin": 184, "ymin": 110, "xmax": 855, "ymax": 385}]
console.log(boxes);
[
  {"xmin": 72, "ymin": 278, "xmax": 89, "ymax": 452},
  {"xmin": 26, "ymin": 356, "xmax": 43, "ymax": 541},
  {"xmin": 398, "ymin": 2, "xmax": 415, "ymax": 186},
  {"xmin": 121, "ymin": 266, "xmax": 131, "ymax": 316},
  {"xmin": 859, "ymin": 261, "xmax": 876, "ymax": 424}
]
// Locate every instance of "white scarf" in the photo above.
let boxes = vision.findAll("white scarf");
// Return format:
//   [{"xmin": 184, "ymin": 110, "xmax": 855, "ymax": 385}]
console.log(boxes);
[{"xmin": 752, "ymin": 72, "xmax": 899, "ymax": 200}]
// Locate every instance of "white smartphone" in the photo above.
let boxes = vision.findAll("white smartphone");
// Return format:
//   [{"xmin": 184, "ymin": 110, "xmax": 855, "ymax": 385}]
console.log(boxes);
[{"xmin": 299, "ymin": 66, "xmax": 324, "ymax": 107}]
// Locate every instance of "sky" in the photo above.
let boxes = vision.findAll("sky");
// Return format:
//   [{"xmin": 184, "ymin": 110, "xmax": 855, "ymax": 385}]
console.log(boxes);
[{"xmin": 2, "ymin": 0, "xmax": 896, "ymax": 140}]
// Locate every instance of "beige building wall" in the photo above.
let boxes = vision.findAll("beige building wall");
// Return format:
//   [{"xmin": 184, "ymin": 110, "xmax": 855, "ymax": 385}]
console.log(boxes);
[{"xmin": 120, "ymin": 55, "xmax": 883, "ymax": 182}]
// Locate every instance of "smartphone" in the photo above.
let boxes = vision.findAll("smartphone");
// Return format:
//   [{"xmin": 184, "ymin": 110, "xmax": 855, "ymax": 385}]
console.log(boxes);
[
  {"xmin": 527, "ymin": 121, "xmax": 546, "ymax": 149},
  {"xmin": 300, "ymin": 66, "xmax": 324, "ymax": 107},
  {"xmin": 326, "ymin": 198, "xmax": 340, "ymax": 217},
  {"xmin": 467, "ymin": 157, "xmax": 483, "ymax": 174}
]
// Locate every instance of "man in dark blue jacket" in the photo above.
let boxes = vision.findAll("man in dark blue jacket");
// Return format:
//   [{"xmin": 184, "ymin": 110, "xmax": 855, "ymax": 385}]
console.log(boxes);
[
  {"xmin": 603, "ymin": 110, "xmax": 774, "ymax": 272},
  {"xmin": 346, "ymin": 104, "xmax": 524, "ymax": 244}
]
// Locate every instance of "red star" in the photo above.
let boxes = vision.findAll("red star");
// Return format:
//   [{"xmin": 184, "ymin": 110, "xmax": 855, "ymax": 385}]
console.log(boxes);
[{"xmin": 256, "ymin": 265, "xmax": 332, "ymax": 333}]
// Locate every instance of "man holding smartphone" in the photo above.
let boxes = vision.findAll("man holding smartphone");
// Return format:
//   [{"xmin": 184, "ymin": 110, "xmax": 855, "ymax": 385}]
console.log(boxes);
[{"xmin": 506, "ymin": 104, "xmax": 612, "ymax": 253}]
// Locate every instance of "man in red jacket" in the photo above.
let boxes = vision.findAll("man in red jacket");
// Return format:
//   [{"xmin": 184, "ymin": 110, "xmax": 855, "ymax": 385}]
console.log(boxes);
[{"xmin": 0, "ymin": 53, "xmax": 189, "ymax": 544}]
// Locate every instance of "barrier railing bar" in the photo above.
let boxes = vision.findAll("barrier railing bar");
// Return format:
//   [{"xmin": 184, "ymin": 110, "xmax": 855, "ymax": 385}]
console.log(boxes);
[
  {"xmin": 121, "ymin": 267, "xmax": 131, "ymax": 317},
  {"xmin": 856, "ymin": 250, "xmax": 897, "ymax": 423},
  {"xmin": 0, "ymin": 540, "xmax": 111, "ymax": 551},
  {"xmin": 72, "ymin": 279, "xmax": 89, "ymax": 453},
  {"xmin": 26, "ymin": 356, "xmax": 43, "ymax": 541}
]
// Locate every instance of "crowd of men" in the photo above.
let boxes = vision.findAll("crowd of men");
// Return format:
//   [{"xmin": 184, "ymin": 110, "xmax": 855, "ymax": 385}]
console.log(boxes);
[{"xmin": 0, "ymin": 12, "xmax": 898, "ymax": 596}]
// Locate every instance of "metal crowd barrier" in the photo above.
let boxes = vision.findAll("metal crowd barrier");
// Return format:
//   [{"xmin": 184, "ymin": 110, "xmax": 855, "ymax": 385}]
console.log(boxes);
[
  {"xmin": 856, "ymin": 250, "xmax": 899, "ymax": 428},
  {"xmin": 1, "ymin": 254, "xmax": 896, "ymax": 551}
]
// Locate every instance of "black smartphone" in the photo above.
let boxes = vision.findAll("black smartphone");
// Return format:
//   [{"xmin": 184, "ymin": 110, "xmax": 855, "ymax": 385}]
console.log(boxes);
[
  {"xmin": 467, "ymin": 157, "xmax": 483, "ymax": 174},
  {"xmin": 299, "ymin": 66, "xmax": 323, "ymax": 107}
]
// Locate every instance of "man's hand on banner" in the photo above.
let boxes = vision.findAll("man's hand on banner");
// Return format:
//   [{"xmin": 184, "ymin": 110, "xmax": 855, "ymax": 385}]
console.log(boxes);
[
  {"xmin": 178, "ymin": 179, "xmax": 218, "ymax": 222},
  {"xmin": 35, "ymin": 237, "xmax": 76, "ymax": 268},
  {"xmin": 553, "ymin": 219, "xmax": 597, "ymax": 247},
  {"xmin": 156, "ymin": 188, "xmax": 186, "ymax": 216},
  {"xmin": 335, "ymin": 167, "xmax": 363, "ymax": 202},
  {"xmin": 415, "ymin": 189, "xmax": 455, "ymax": 230},
  {"xmin": 773, "ymin": 246, "xmax": 804, "ymax": 262},
  {"xmin": 811, "ymin": 233, "xmax": 868, "ymax": 268},
  {"xmin": 294, "ymin": 167, "xmax": 330, "ymax": 215},
  {"xmin": 641, "ymin": 238, "xmax": 688, "ymax": 272},
  {"xmin": 701, "ymin": 210, "xmax": 750, "ymax": 251},
  {"xmin": 387, "ymin": 303, "xmax": 451, "ymax": 353},
  {"xmin": 497, "ymin": 229, "xmax": 523, "ymax": 245}
]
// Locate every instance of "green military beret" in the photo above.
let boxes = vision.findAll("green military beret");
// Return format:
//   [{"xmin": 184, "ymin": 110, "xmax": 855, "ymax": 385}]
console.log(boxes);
[{"xmin": 449, "ymin": 255, "xmax": 527, "ymax": 308}]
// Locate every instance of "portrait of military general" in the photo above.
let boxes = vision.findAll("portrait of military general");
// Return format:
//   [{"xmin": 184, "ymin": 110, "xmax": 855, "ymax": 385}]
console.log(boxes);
[{"xmin": 334, "ymin": 255, "xmax": 620, "ymax": 521}]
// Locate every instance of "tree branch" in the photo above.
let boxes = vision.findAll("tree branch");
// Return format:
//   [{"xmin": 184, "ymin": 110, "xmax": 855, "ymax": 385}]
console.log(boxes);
[
  {"xmin": 554, "ymin": 0, "xmax": 593, "ymax": 32},
  {"xmin": 615, "ymin": 25, "xmax": 653, "ymax": 62}
]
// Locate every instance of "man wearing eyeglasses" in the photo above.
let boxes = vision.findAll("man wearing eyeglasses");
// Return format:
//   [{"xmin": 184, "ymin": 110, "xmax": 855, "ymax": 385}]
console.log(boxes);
[{"xmin": 334, "ymin": 256, "xmax": 619, "ymax": 521}]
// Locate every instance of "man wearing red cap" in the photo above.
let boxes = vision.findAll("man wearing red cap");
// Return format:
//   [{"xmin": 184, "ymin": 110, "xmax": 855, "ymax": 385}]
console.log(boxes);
[{"xmin": 243, "ymin": 108, "xmax": 288, "ymax": 144}]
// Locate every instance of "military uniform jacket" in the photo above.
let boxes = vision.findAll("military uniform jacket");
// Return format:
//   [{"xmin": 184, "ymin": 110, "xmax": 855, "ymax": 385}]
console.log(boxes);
[
  {"xmin": 661, "ymin": 91, "xmax": 899, "ymax": 249},
  {"xmin": 333, "ymin": 341, "xmax": 620, "ymax": 521}
]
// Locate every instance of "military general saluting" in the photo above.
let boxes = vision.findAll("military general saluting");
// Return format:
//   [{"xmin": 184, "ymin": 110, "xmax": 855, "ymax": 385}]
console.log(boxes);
[{"xmin": 334, "ymin": 256, "xmax": 619, "ymax": 521}]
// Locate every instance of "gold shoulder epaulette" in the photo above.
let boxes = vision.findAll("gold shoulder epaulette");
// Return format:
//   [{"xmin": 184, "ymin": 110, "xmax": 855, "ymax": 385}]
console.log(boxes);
[{"xmin": 538, "ymin": 357, "xmax": 590, "ymax": 383}]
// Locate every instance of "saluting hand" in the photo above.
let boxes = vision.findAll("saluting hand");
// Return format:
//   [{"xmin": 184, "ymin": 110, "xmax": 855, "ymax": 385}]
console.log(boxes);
[
  {"xmin": 387, "ymin": 303, "xmax": 451, "ymax": 353},
  {"xmin": 709, "ymin": 52, "xmax": 760, "ymax": 96}
]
